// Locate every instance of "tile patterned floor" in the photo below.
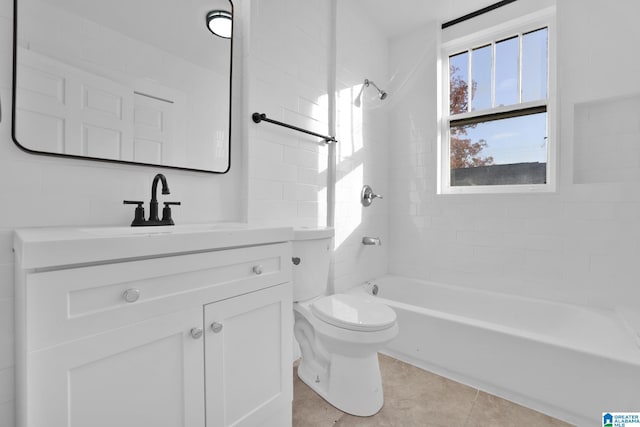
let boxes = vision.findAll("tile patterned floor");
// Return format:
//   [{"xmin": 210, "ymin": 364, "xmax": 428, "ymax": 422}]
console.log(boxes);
[{"xmin": 293, "ymin": 354, "xmax": 574, "ymax": 427}]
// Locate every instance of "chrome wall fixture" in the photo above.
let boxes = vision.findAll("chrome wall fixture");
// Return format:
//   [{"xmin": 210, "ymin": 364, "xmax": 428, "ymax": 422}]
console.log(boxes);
[
  {"xmin": 354, "ymin": 78, "xmax": 388, "ymax": 107},
  {"xmin": 362, "ymin": 236, "xmax": 382, "ymax": 246},
  {"xmin": 361, "ymin": 185, "xmax": 383, "ymax": 207}
]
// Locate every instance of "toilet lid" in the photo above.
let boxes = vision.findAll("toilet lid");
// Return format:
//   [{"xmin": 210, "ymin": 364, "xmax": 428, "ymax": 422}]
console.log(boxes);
[{"xmin": 310, "ymin": 294, "xmax": 396, "ymax": 332}]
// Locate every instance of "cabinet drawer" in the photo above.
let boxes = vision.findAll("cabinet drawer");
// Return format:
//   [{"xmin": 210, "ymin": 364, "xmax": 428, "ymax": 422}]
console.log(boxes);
[{"xmin": 25, "ymin": 242, "xmax": 291, "ymax": 351}]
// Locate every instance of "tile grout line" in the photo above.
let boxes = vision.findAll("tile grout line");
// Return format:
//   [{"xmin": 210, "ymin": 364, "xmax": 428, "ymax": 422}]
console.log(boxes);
[{"xmin": 463, "ymin": 388, "xmax": 481, "ymax": 427}]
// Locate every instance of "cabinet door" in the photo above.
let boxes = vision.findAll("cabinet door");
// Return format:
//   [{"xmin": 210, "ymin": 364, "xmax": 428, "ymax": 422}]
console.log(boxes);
[
  {"xmin": 204, "ymin": 283, "xmax": 292, "ymax": 427},
  {"xmin": 27, "ymin": 307, "xmax": 205, "ymax": 427}
]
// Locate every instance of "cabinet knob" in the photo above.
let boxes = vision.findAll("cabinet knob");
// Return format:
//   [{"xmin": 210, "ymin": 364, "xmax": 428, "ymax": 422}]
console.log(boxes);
[
  {"xmin": 190, "ymin": 327, "xmax": 203, "ymax": 339},
  {"xmin": 122, "ymin": 288, "xmax": 140, "ymax": 303},
  {"xmin": 252, "ymin": 265, "xmax": 263, "ymax": 275},
  {"xmin": 210, "ymin": 322, "xmax": 223, "ymax": 333}
]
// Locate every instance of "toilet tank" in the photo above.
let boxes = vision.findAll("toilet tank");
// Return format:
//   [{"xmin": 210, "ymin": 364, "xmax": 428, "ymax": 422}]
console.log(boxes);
[{"xmin": 292, "ymin": 227, "xmax": 334, "ymax": 302}]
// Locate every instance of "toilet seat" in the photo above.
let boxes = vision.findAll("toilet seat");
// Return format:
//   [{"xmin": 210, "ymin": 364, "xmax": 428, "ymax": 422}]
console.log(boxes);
[{"xmin": 310, "ymin": 294, "xmax": 396, "ymax": 332}]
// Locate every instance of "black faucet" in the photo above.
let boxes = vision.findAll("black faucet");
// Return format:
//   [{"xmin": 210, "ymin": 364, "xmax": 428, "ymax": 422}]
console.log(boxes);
[
  {"xmin": 123, "ymin": 173, "xmax": 181, "ymax": 226},
  {"xmin": 149, "ymin": 173, "xmax": 170, "ymax": 222}
]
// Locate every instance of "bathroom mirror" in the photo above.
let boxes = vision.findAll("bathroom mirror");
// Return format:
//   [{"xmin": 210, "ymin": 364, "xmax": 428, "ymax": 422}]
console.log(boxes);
[{"xmin": 12, "ymin": 0, "xmax": 233, "ymax": 173}]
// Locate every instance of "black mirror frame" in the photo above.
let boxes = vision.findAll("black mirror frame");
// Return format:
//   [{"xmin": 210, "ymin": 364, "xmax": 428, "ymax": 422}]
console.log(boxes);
[{"xmin": 10, "ymin": 0, "xmax": 233, "ymax": 174}]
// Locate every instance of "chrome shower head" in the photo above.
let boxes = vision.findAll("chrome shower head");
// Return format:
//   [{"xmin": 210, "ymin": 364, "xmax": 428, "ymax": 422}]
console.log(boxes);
[
  {"xmin": 354, "ymin": 78, "xmax": 389, "ymax": 107},
  {"xmin": 364, "ymin": 78, "xmax": 388, "ymax": 101}
]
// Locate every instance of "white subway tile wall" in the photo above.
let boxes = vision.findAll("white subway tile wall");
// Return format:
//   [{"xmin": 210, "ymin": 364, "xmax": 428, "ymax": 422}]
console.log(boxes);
[
  {"xmin": 245, "ymin": 0, "xmax": 332, "ymax": 228},
  {"xmin": 244, "ymin": 0, "xmax": 389, "ymax": 289},
  {"xmin": 387, "ymin": 0, "xmax": 640, "ymax": 310},
  {"xmin": 245, "ymin": 0, "xmax": 388, "ymax": 295},
  {"xmin": 331, "ymin": 1, "xmax": 389, "ymax": 293}
]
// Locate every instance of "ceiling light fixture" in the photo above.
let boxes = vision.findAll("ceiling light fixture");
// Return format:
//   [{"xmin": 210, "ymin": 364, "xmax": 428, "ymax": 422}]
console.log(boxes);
[{"xmin": 206, "ymin": 10, "xmax": 232, "ymax": 39}]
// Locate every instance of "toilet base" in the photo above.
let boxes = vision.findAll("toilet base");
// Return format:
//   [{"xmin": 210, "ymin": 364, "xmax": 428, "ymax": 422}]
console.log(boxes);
[{"xmin": 297, "ymin": 352, "xmax": 384, "ymax": 417}]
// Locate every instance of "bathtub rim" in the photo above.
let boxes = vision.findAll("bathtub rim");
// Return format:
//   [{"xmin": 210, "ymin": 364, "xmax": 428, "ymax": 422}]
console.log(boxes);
[{"xmin": 351, "ymin": 274, "xmax": 640, "ymax": 367}]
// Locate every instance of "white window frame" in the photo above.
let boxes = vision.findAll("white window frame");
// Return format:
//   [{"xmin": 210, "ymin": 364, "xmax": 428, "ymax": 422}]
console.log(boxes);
[{"xmin": 438, "ymin": 6, "xmax": 557, "ymax": 195}]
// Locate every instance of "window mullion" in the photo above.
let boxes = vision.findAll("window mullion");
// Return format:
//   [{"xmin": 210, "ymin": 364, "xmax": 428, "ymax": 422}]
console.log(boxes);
[
  {"xmin": 450, "ymin": 103, "xmax": 546, "ymax": 128},
  {"xmin": 491, "ymin": 41, "xmax": 496, "ymax": 108},
  {"xmin": 467, "ymin": 49, "xmax": 472, "ymax": 113},
  {"xmin": 518, "ymin": 32, "xmax": 523, "ymax": 104},
  {"xmin": 448, "ymin": 98, "xmax": 547, "ymax": 123}
]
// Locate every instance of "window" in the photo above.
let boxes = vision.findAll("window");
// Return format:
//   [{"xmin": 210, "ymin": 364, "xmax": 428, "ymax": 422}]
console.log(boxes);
[{"xmin": 439, "ymin": 9, "xmax": 555, "ymax": 194}]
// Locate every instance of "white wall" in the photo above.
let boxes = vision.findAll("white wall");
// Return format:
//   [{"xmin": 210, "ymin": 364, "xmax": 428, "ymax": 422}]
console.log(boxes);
[
  {"xmin": 388, "ymin": 0, "xmax": 640, "ymax": 311},
  {"xmin": 0, "ymin": 0, "xmax": 244, "ymax": 423},
  {"xmin": 242, "ymin": 0, "xmax": 391, "ymax": 295},
  {"xmin": 332, "ymin": 3, "xmax": 389, "ymax": 293},
  {"xmin": 244, "ymin": 0, "xmax": 332, "ymax": 228}
]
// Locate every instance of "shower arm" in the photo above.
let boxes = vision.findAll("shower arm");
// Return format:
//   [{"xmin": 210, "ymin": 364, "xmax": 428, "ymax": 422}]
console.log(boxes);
[
  {"xmin": 363, "ymin": 79, "xmax": 387, "ymax": 100},
  {"xmin": 365, "ymin": 79, "xmax": 381, "ymax": 93}
]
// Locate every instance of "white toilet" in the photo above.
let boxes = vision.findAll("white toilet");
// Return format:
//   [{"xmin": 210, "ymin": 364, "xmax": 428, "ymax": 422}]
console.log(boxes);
[{"xmin": 292, "ymin": 227, "xmax": 398, "ymax": 416}]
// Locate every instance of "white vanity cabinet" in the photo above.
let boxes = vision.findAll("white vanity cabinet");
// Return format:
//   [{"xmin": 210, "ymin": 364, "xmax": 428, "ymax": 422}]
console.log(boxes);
[
  {"xmin": 14, "ymin": 225, "xmax": 294, "ymax": 427},
  {"xmin": 204, "ymin": 284, "xmax": 292, "ymax": 427},
  {"xmin": 27, "ymin": 305, "xmax": 207, "ymax": 427}
]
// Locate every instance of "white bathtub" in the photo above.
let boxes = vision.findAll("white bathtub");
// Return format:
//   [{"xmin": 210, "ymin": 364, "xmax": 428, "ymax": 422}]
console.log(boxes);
[{"xmin": 348, "ymin": 275, "xmax": 640, "ymax": 426}]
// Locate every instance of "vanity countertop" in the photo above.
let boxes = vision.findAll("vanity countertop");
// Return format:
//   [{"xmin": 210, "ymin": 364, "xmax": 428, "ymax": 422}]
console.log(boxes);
[{"xmin": 14, "ymin": 223, "xmax": 294, "ymax": 269}]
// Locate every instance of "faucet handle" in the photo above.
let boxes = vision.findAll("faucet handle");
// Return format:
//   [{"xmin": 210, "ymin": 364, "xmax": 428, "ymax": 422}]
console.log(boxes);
[
  {"xmin": 162, "ymin": 202, "xmax": 181, "ymax": 225},
  {"xmin": 361, "ymin": 185, "xmax": 383, "ymax": 207},
  {"xmin": 123, "ymin": 200, "xmax": 145, "ymax": 226}
]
